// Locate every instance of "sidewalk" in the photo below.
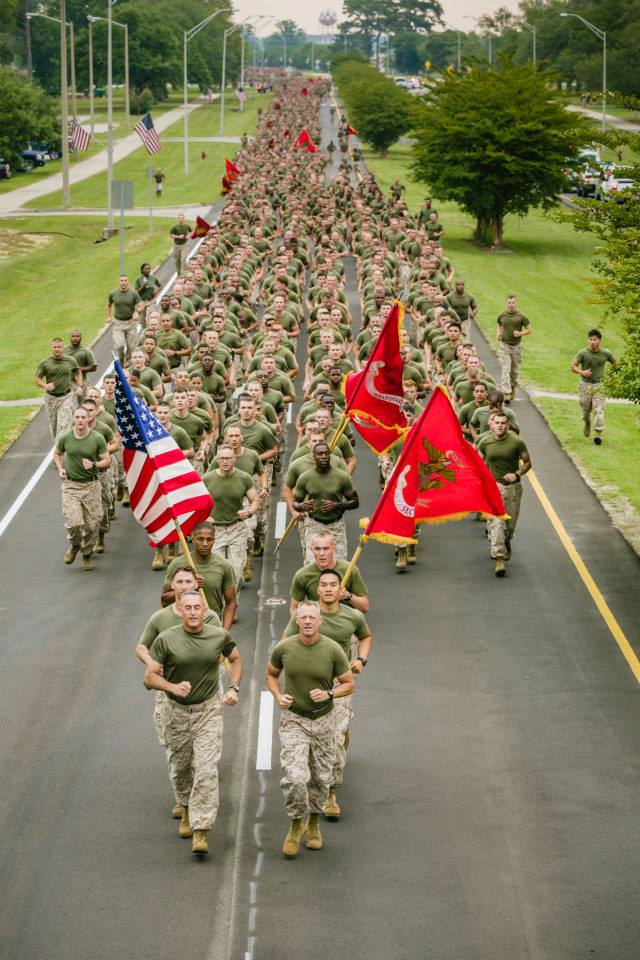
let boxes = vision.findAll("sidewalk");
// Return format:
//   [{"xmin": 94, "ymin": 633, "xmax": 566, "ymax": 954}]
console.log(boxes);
[
  {"xmin": 567, "ymin": 104, "xmax": 640, "ymax": 132},
  {"xmin": 0, "ymin": 101, "xmax": 205, "ymax": 215}
]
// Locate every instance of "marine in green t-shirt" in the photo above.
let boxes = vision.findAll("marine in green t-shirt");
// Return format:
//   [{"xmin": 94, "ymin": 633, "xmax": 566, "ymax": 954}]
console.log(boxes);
[
  {"xmin": 202, "ymin": 466, "xmax": 255, "ymax": 525},
  {"xmin": 149, "ymin": 623, "xmax": 235, "ymax": 705},
  {"xmin": 164, "ymin": 552, "xmax": 235, "ymax": 619},
  {"xmin": 477, "ymin": 428, "xmax": 529, "ymax": 482},
  {"xmin": 56, "ymin": 427, "xmax": 107, "ymax": 482},
  {"xmin": 270, "ymin": 634, "xmax": 350, "ymax": 717},
  {"xmin": 293, "ymin": 454, "xmax": 358, "ymax": 525}
]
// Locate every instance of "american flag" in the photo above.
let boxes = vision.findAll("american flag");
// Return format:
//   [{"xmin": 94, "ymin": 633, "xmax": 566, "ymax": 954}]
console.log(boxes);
[
  {"xmin": 70, "ymin": 121, "xmax": 91, "ymax": 152},
  {"xmin": 234, "ymin": 88, "xmax": 246, "ymax": 103},
  {"xmin": 113, "ymin": 361, "xmax": 213, "ymax": 546},
  {"xmin": 134, "ymin": 113, "xmax": 161, "ymax": 155}
]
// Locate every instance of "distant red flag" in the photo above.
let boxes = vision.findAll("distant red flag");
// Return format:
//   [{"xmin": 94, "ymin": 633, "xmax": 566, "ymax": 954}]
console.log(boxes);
[
  {"xmin": 267, "ymin": 137, "xmax": 275, "ymax": 149},
  {"xmin": 301, "ymin": 86, "xmax": 309, "ymax": 96},
  {"xmin": 295, "ymin": 128, "xmax": 315, "ymax": 148},
  {"xmin": 225, "ymin": 158, "xmax": 242, "ymax": 181},
  {"xmin": 343, "ymin": 301, "xmax": 406, "ymax": 431},
  {"xmin": 360, "ymin": 386, "xmax": 507, "ymax": 544},
  {"xmin": 283, "ymin": 129, "xmax": 291, "ymax": 138},
  {"xmin": 190, "ymin": 216, "xmax": 211, "ymax": 239},
  {"xmin": 221, "ymin": 176, "xmax": 233, "ymax": 195},
  {"xmin": 347, "ymin": 124, "xmax": 358, "ymax": 135}
]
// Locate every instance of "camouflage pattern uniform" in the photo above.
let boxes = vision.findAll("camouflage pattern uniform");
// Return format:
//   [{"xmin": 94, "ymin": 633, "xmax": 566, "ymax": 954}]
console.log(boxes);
[
  {"xmin": 45, "ymin": 392, "xmax": 76, "ymax": 442},
  {"xmin": 487, "ymin": 481, "xmax": 522, "ymax": 560},
  {"xmin": 212, "ymin": 520, "xmax": 250, "ymax": 584},
  {"xmin": 161, "ymin": 693, "xmax": 224, "ymax": 830},
  {"xmin": 112, "ymin": 321, "xmax": 139, "ymax": 364},
  {"xmin": 499, "ymin": 342, "xmax": 523, "ymax": 397},
  {"xmin": 61, "ymin": 478, "xmax": 103, "ymax": 554},
  {"xmin": 579, "ymin": 381, "xmax": 606, "ymax": 435},
  {"xmin": 303, "ymin": 517, "xmax": 347, "ymax": 564},
  {"xmin": 331, "ymin": 693, "xmax": 353, "ymax": 787},
  {"xmin": 153, "ymin": 691, "xmax": 167, "ymax": 746},
  {"xmin": 279, "ymin": 708, "xmax": 337, "ymax": 819}
]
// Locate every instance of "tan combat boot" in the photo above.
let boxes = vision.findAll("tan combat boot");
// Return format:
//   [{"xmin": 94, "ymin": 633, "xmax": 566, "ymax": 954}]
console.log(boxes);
[
  {"xmin": 121, "ymin": 488, "xmax": 130, "ymax": 508},
  {"xmin": 82, "ymin": 554, "xmax": 95, "ymax": 571},
  {"xmin": 395, "ymin": 547, "xmax": 408, "ymax": 572},
  {"xmin": 171, "ymin": 803, "xmax": 185, "ymax": 819},
  {"xmin": 151, "ymin": 548, "xmax": 165, "ymax": 571},
  {"xmin": 95, "ymin": 532, "xmax": 105, "ymax": 554},
  {"xmin": 243, "ymin": 553, "xmax": 253, "ymax": 583},
  {"xmin": 305, "ymin": 814, "xmax": 323, "ymax": 850},
  {"xmin": 192, "ymin": 830, "xmax": 208, "ymax": 855},
  {"xmin": 179, "ymin": 808, "xmax": 193, "ymax": 838},
  {"xmin": 495, "ymin": 559, "xmax": 506, "ymax": 578},
  {"xmin": 407, "ymin": 543, "xmax": 417, "ymax": 565},
  {"xmin": 64, "ymin": 544, "xmax": 78, "ymax": 565},
  {"xmin": 323, "ymin": 788, "xmax": 341, "ymax": 821},
  {"xmin": 282, "ymin": 818, "xmax": 306, "ymax": 858}
]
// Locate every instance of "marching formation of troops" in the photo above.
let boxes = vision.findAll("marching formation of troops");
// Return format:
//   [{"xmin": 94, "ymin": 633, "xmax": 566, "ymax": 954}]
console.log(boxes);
[{"xmin": 40, "ymin": 71, "xmax": 617, "ymax": 859}]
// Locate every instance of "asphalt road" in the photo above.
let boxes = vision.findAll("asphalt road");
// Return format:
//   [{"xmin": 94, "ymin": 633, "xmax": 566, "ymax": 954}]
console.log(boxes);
[{"xmin": 1, "ymin": 96, "xmax": 640, "ymax": 960}]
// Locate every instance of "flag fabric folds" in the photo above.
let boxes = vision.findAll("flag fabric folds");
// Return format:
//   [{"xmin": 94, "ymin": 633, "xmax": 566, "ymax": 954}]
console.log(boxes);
[
  {"xmin": 346, "ymin": 124, "xmax": 358, "ymax": 135},
  {"xmin": 225, "ymin": 158, "xmax": 242, "ymax": 181},
  {"xmin": 70, "ymin": 121, "xmax": 91, "ymax": 152},
  {"xmin": 350, "ymin": 410, "xmax": 408, "ymax": 456},
  {"xmin": 113, "ymin": 361, "xmax": 213, "ymax": 547},
  {"xmin": 294, "ymin": 128, "xmax": 317, "ymax": 152},
  {"xmin": 344, "ymin": 301, "xmax": 407, "ymax": 432},
  {"xmin": 221, "ymin": 175, "xmax": 233, "ymax": 195},
  {"xmin": 360, "ymin": 386, "xmax": 507, "ymax": 545},
  {"xmin": 234, "ymin": 88, "xmax": 246, "ymax": 103},
  {"xmin": 134, "ymin": 113, "xmax": 161, "ymax": 155},
  {"xmin": 190, "ymin": 216, "xmax": 211, "ymax": 239}
]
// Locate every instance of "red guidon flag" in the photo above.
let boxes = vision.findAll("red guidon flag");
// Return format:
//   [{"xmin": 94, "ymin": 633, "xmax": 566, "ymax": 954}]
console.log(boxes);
[
  {"xmin": 190, "ymin": 216, "xmax": 211, "ymax": 239},
  {"xmin": 294, "ymin": 128, "xmax": 317, "ymax": 152},
  {"xmin": 113, "ymin": 361, "xmax": 213, "ymax": 547},
  {"xmin": 225, "ymin": 158, "xmax": 242, "ymax": 181},
  {"xmin": 360, "ymin": 386, "xmax": 507, "ymax": 544},
  {"xmin": 343, "ymin": 301, "xmax": 407, "ymax": 436},
  {"xmin": 347, "ymin": 124, "xmax": 358, "ymax": 135},
  {"xmin": 350, "ymin": 410, "xmax": 408, "ymax": 456},
  {"xmin": 221, "ymin": 175, "xmax": 233, "ymax": 195}
]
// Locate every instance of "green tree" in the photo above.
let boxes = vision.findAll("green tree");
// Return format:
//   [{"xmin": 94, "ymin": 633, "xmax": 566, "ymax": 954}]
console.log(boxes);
[
  {"xmin": 334, "ymin": 61, "xmax": 414, "ymax": 155},
  {"xmin": 411, "ymin": 60, "xmax": 591, "ymax": 246},
  {"xmin": 0, "ymin": 67, "xmax": 59, "ymax": 166}
]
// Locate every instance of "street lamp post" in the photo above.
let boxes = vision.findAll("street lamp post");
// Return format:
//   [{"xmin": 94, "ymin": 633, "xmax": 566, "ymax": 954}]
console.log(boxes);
[
  {"xmin": 560, "ymin": 12, "xmax": 606, "ymax": 132},
  {"xmin": 523, "ymin": 22, "xmax": 537, "ymax": 65},
  {"xmin": 88, "ymin": 16, "xmax": 129, "ymax": 133},
  {"xmin": 220, "ymin": 16, "xmax": 272, "ymax": 135},
  {"xmin": 26, "ymin": 11, "xmax": 77, "ymax": 122},
  {"xmin": 88, "ymin": 16, "xmax": 94, "ymax": 136},
  {"xmin": 183, "ymin": 7, "xmax": 231, "ymax": 175}
]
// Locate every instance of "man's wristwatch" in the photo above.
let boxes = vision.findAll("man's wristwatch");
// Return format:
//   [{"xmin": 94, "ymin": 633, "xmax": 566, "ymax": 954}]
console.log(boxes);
[
  {"xmin": 346, "ymin": 591, "xmax": 353, "ymax": 602},
  {"xmin": 326, "ymin": 688, "xmax": 335, "ymax": 699},
  {"xmin": 229, "ymin": 684, "xmax": 240, "ymax": 694},
  {"xmin": 356, "ymin": 656, "xmax": 368, "ymax": 667}
]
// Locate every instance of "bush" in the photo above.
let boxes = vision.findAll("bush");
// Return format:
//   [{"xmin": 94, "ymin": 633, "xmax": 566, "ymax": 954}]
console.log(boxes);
[
  {"xmin": 333, "ymin": 61, "xmax": 414, "ymax": 156},
  {"xmin": 130, "ymin": 87, "xmax": 155, "ymax": 115}
]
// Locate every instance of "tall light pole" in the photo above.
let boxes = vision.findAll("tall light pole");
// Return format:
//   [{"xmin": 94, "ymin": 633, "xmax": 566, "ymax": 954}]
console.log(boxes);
[
  {"xmin": 183, "ymin": 7, "xmax": 231, "ymax": 176},
  {"xmin": 220, "ymin": 16, "xmax": 268, "ymax": 135},
  {"xmin": 26, "ymin": 11, "xmax": 77, "ymax": 122},
  {"xmin": 88, "ymin": 16, "xmax": 129, "ymax": 133},
  {"xmin": 88, "ymin": 16, "xmax": 94, "ymax": 136},
  {"xmin": 523, "ymin": 22, "xmax": 537, "ymax": 65},
  {"xmin": 560, "ymin": 12, "xmax": 606, "ymax": 132},
  {"xmin": 107, "ymin": 0, "xmax": 114, "ymax": 230},
  {"xmin": 60, "ymin": 1, "xmax": 70, "ymax": 207}
]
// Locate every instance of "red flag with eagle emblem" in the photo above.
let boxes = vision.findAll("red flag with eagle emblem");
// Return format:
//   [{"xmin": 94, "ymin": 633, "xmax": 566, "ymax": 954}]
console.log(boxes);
[
  {"xmin": 342, "ymin": 301, "xmax": 407, "ymax": 451},
  {"xmin": 360, "ymin": 385, "xmax": 507, "ymax": 544}
]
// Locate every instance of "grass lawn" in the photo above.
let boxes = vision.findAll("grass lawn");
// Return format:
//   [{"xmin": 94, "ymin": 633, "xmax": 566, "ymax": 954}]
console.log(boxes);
[
  {"xmin": 364, "ymin": 144, "xmax": 623, "ymax": 395},
  {"xmin": 0, "ymin": 215, "xmax": 175, "ymax": 402},
  {"xmin": 536, "ymin": 398, "xmax": 640, "ymax": 517},
  {"xmin": 26, "ymin": 89, "xmax": 272, "ymax": 211},
  {"xmin": 362, "ymin": 141, "xmax": 639, "ymax": 546},
  {"xmin": 0, "ymin": 407, "xmax": 40, "ymax": 456}
]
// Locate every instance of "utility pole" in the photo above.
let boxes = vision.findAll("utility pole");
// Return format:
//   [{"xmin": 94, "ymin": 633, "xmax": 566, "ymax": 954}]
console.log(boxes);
[
  {"xmin": 88, "ymin": 16, "xmax": 94, "ymax": 136},
  {"xmin": 60, "ymin": 0, "xmax": 70, "ymax": 207}
]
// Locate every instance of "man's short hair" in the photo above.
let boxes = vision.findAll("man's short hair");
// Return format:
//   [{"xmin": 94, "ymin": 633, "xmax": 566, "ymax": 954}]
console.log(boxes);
[
  {"xmin": 193, "ymin": 520, "xmax": 215, "ymax": 535},
  {"xmin": 171, "ymin": 566, "xmax": 197, "ymax": 581},
  {"xmin": 295, "ymin": 600, "xmax": 321, "ymax": 619},
  {"xmin": 318, "ymin": 568, "xmax": 341, "ymax": 584},
  {"xmin": 588, "ymin": 328, "xmax": 602, "ymax": 339}
]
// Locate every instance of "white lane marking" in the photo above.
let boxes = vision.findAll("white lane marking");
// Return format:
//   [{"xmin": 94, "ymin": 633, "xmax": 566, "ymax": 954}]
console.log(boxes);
[
  {"xmin": 286, "ymin": 403, "xmax": 292, "ymax": 423},
  {"xmin": 274, "ymin": 500, "xmax": 287, "ymax": 539},
  {"xmin": 0, "ymin": 236, "xmax": 208, "ymax": 538},
  {"xmin": 255, "ymin": 691, "xmax": 274, "ymax": 771}
]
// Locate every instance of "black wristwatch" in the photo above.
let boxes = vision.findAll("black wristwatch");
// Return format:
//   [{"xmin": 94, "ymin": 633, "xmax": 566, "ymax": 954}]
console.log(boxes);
[
  {"xmin": 357, "ymin": 656, "xmax": 368, "ymax": 667},
  {"xmin": 230, "ymin": 684, "xmax": 240, "ymax": 694},
  {"xmin": 326, "ymin": 688, "xmax": 335, "ymax": 699},
  {"xmin": 346, "ymin": 591, "xmax": 353, "ymax": 602}
]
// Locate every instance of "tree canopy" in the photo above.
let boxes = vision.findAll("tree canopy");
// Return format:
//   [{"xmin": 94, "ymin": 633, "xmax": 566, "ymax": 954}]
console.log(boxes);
[
  {"xmin": 0, "ymin": 66, "xmax": 59, "ymax": 165},
  {"xmin": 411, "ymin": 60, "xmax": 591, "ymax": 246},
  {"xmin": 333, "ymin": 59, "xmax": 415, "ymax": 156}
]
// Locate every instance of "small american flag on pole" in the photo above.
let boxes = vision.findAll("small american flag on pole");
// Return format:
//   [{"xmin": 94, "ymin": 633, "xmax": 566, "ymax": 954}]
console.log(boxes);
[
  {"xmin": 234, "ymin": 88, "xmax": 246, "ymax": 103},
  {"xmin": 70, "ymin": 121, "xmax": 91, "ymax": 152},
  {"xmin": 134, "ymin": 113, "xmax": 161, "ymax": 155},
  {"xmin": 113, "ymin": 360, "xmax": 213, "ymax": 546}
]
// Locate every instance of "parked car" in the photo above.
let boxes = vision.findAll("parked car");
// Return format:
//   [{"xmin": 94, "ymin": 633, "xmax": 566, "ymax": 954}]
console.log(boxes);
[
  {"xmin": 598, "ymin": 168, "xmax": 637, "ymax": 201},
  {"xmin": 20, "ymin": 148, "xmax": 46, "ymax": 172},
  {"xmin": 0, "ymin": 157, "xmax": 11, "ymax": 179},
  {"xmin": 393, "ymin": 76, "xmax": 411, "ymax": 88},
  {"xmin": 27, "ymin": 141, "xmax": 60, "ymax": 161},
  {"xmin": 576, "ymin": 163, "xmax": 605, "ymax": 197}
]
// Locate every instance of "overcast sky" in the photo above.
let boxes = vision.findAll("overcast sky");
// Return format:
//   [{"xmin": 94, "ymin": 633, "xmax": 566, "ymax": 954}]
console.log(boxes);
[{"xmin": 233, "ymin": 1, "xmax": 521, "ymax": 36}]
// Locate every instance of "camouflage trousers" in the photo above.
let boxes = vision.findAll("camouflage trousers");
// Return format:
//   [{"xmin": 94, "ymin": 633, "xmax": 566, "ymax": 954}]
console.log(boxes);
[
  {"xmin": 579, "ymin": 381, "xmax": 605, "ymax": 434},
  {"xmin": 499, "ymin": 342, "xmax": 523, "ymax": 397},
  {"xmin": 303, "ymin": 517, "xmax": 348, "ymax": 564},
  {"xmin": 153, "ymin": 690, "xmax": 167, "ymax": 746},
  {"xmin": 331, "ymin": 693, "xmax": 353, "ymax": 787},
  {"xmin": 61, "ymin": 479, "xmax": 102, "ymax": 554},
  {"xmin": 487, "ymin": 481, "xmax": 523, "ymax": 560},
  {"xmin": 112, "ymin": 320, "xmax": 139, "ymax": 364},
  {"xmin": 213, "ymin": 520, "xmax": 250, "ymax": 584},
  {"xmin": 256, "ymin": 463, "xmax": 273, "ymax": 537},
  {"xmin": 45, "ymin": 392, "xmax": 76, "ymax": 442},
  {"xmin": 279, "ymin": 708, "xmax": 336, "ymax": 819},
  {"xmin": 162, "ymin": 693, "xmax": 224, "ymax": 831},
  {"xmin": 98, "ymin": 469, "xmax": 114, "ymax": 533}
]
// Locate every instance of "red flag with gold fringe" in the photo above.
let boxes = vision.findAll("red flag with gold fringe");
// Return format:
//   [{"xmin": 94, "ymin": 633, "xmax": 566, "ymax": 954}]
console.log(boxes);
[
  {"xmin": 190, "ymin": 216, "xmax": 211, "ymax": 239},
  {"xmin": 360, "ymin": 386, "xmax": 507, "ymax": 544},
  {"xmin": 343, "ymin": 301, "xmax": 407, "ymax": 432}
]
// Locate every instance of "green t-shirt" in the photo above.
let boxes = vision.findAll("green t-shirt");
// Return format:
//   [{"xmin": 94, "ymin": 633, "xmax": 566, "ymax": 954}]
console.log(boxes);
[
  {"xmin": 131, "ymin": 366, "xmax": 161, "ymax": 392},
  {"xmin": 167, "ymin": 423, "xmax": 193, "ymax": 452},
  {"xmin": 290, "ymin": 561, "xmax": 368, "ymax": 603},
  {"xmin": 202, "ymin": 468, "xmax": 254, "ymax": 524},
  {"xmin": 477, "ymin": 432, "xmax": 528, "ymax": 481},
  {"xmin": 65, "ymin": 345, "xmax": 96, "ymax": 376},
  {"xmin": 156, "ymin": 329, "xmax": 191, "ymax": 367},
  {"xmin": 293, "ymin": 466, "xmax": 356, "ymax": 523},
  {"xmin": 108, "ymin": 288, "xmax": 140, "ymax": 321},
  {"xmin": 56, "ymin": 428, "xmax": 107, "ymax": 482},
  {"xmin": 212, "ymin": 447, "xmax": 263, "ymax": 479},
  {"xmin": 164, "ymin": 553, "xmax": 235, "ymax": 616},
  {"xmin": 270, "ymin": 635, "xmax": 350, "ymax": 717},
  {"xmin": 497, "ymin": 310, "xmax": 530, "ymax": 347},
  {"xmin": 470, "ymin": 405, "xmax": 518, "ymax": 435},
  {"xmin": 170, "ymin": 411, "xmax": 205, "ymax": 450},
  {"xmin": 135, "ymin": 273, "xmax": 161, "ymax": 301},
  {"xmin": 283, "ymin": 604, "xmax": 369, "ymax": 658},
  {"xmin": 35, "ymin": 355, "xmax": 79, "ymax": 394},
  {"xmin": 284, "ymin": 452, "xmax": 344, "ymax": 488},
  {"xmin": 170, "ymin": 223, "xmax": 190, "ymax": 246},
  {"xmin": 149, "ymin": 624, "xmax": 235, "ymax": 705},
  {"xmin": 454, "ymin": 378, "xmax": 495, "ymax": 406},
  {"xmin": 237, "ymin": 421, "xmax": 278, "ymax": 456},
  {"xmin": 446, "ymin": 292, "xmax": 476, "ymax": 320},
  {"xmin": 139, "ymin": 605, "xmax": 221, "ymax": 647},
  {"xmin": 573, "ymin": 347, "xmax": 615, "ymax": 384}
]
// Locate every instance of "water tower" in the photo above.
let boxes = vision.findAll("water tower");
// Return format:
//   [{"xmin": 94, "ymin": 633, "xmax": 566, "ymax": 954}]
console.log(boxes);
[{"xmin": 319, "ymin": 10, "xmax": 337, "ymax": 44}]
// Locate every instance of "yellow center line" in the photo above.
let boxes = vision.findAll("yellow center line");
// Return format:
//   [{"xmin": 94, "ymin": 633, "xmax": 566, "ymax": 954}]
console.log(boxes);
[{"xmin": 528, "ymin": 469, "xmax": 640, "ymax": 684}]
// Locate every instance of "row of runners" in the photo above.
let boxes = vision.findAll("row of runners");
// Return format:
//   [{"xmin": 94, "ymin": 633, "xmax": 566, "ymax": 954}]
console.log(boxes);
[{"xmin": 39, "ymin": 71, "xmax": 618, "ymax": 860}]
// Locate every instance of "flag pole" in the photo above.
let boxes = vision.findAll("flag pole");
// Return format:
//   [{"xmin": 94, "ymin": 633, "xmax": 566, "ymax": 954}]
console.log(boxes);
[
  {"xmin": 274, "ymin": 513, "xmax": 300, "ymax": 553},
  {"xmin": 340, "ymin": 537, "xmax": 365, "ymax": 589},
  {"xmin": 328, "ymin": 412, "xmax": 350, "ymax": 451},
  {"xmin": 172, "ymin": 518, "xmax": 208, "ymax": 607}
]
